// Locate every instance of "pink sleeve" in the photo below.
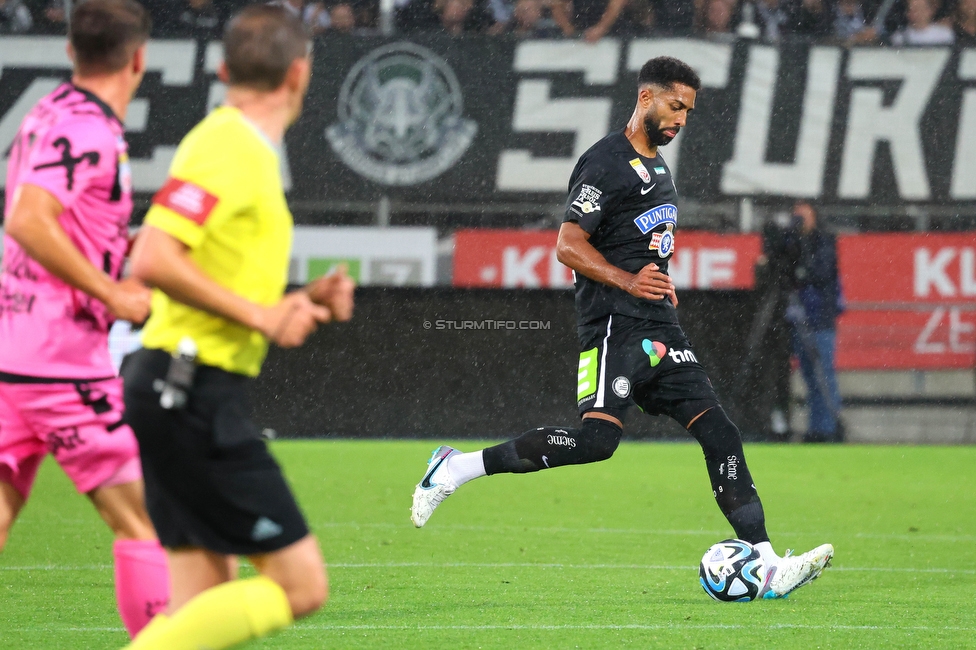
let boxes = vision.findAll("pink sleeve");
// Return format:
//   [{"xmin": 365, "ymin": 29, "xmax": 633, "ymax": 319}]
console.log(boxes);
[{"xmin": 21, "ymin": 116, "xmax": 115, "ymax": 210}]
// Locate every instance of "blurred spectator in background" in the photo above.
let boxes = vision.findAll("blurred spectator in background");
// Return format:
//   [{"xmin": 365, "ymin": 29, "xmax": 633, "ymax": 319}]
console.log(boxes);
[
  {"xmin": 754, "ymin": 0, "xmax": 787, "ymax": 40},
  {"xmin": 649, "ymin": 0, "xmax": 695, "ymax": 34},
  {"xmin": 789, "ymin": 0, "xmax": 831, "ymax": 36},
  {"xmin": 302, "ymin": 2, "xmax": 357, "ymax": 35},
  {"xmin": 891, "ymin": 0, "xmax": 954, "ymax": 44},
  {"xmin": 303, "ymin": 0, "xmax": 332, "ymax": 31},
  {"xmin": 396, "ymin": 0, "xmax": 439, "ymax": 31},
  {"xmin": 955, "ymin": 0, "xmax": 976, "ymax": 44},
  {"xmin": 490, "ymin": 0, "xmax": 562, "ymax": 36},
  {"xmin": 276, "ymin": 0, "xmax": 304, "ymax": 15},
  {"xmin": 33, "ymin": 0, "xmax": 67, "ymax": 34},
  {"xmin": 329, "ymin": 2, "xmax": 357, "ymax": 30},
  {"xmin": 436, "ymin": 0, "xmax": 491, "ymax": 33},
  {"xmin": 551, "ymin": 0, "xmax": 629, "ymax": 41},
  {"xmin": 0, "ymin": 0, "xmax": 32, "ymax": 33},
  {"xmin": 698, "ymin": 0, "xmax": 737, "ymax": 35},
  {"xmin": 789, "ymin": 201, "xmax": 843, "ymax": 443},
  {"xmin": 439, "ymin": 0, "xmax": 472, "ymax": 33},
  {"xmin": 156, "ymin": 0, "xmax": 226, "ymax": 38},
  {"xmin": 833, "ymin": 0, "xmax": 869, "ymax": 40}
]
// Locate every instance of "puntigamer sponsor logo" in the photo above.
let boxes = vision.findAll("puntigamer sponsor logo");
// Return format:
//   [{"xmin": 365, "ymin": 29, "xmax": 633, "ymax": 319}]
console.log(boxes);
[{"xmin": 634, "ymin": 204, "xmax": 677, "ymax": 234}]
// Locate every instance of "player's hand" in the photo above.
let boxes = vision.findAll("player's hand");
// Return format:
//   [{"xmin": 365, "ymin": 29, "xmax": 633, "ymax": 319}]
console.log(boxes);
[
  {"xmin": 260, "ymin": 291, "xmax": 331, "ymax": 348},
  {"xmin": 624, "ymin": 263, "xmax": 675, "ymax": 301},
  {"xmin": 105, "ymin": 277, "xmax": 152, "ymax": 323},
  {"xmin": 305, "ymin": 266, "xmax": 356, "ymax": 322}
]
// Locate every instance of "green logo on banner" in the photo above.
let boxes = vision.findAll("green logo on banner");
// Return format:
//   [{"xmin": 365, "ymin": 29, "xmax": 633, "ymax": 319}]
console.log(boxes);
[{"xmin": 307, "ymin": 258, "xmax": 361, "ymax": 282}]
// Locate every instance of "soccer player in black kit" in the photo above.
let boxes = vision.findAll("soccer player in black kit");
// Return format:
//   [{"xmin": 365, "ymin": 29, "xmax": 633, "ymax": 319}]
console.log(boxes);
[{"xmin": 411, "ymin": 57, "xmax": 833, "ymax": 598}]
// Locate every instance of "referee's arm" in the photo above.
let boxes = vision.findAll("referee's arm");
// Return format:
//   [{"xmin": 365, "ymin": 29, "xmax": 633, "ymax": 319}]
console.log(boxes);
[
  {"xmin": 556, "ymin": 221, "xmax": 677, "ymax": 305},
  {"xmin": 131, "ymin": 225, "xmax": 330, "ymax": 347}
]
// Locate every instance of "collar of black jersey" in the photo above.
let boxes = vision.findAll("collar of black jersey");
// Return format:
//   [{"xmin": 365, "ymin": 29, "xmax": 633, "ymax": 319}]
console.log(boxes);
[{"xmin": 608, "ymin": 129, "xmax": 660, "ymax": 158}]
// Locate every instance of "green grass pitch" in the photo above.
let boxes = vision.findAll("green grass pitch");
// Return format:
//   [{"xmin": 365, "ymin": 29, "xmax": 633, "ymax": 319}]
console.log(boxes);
[{"xmin": 2, "ymin": 441, "xmax": 975, "ymax": 649}]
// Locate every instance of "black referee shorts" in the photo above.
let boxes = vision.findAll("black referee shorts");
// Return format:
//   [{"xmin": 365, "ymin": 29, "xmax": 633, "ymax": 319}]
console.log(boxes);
[
  {"xmin": 121, "ymin": 348, "xmax": 309, "ymax": 556},
  {"xmin": 576, "ymin": 314, "xmax": 720, "ymax": 426}
]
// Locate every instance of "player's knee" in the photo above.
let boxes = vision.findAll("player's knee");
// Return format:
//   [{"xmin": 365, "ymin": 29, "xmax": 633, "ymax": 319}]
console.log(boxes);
[
  {"xmin": 267, "ymin": 537, "xmax": 328, "ymax": 619},
  {"xmin": 686, "ymin": 405, "xmax": 741, "ymax": 456},
  {"xmin": 579, "ymin": 417, "xmax": 623, "ymax": 462},
  {"xmin": 286, "ymin": 565, "xmax": 328, "ymax": 618}
]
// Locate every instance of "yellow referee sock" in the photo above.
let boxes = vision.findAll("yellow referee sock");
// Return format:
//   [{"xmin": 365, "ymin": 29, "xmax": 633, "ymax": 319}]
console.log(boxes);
[
  {"xmin": 132, "ymin": 614, "xmax": 169, "ymax": 640},
  {"xmin": 124, "ymin": 576, "xmax": 293, "ymax": 650}
]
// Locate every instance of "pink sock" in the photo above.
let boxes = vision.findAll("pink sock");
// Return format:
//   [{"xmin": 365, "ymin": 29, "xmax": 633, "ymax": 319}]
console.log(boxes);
[{"xmin": 113, "ymin": 539, "xmax": 170, "ymax": 637}]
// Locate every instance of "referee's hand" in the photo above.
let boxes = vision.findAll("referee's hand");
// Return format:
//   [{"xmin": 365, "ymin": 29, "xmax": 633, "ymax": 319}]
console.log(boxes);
[
  {"xmin": 625, "ymin": 263, "xmax": 677, "ymax": 303},
  {"xmin": 260, "ymin": 292, "xmax": 331, "ymax": 348},
  {"xmin": 305, "ymin": 266, "xmax": 355, "ymax": 322}
]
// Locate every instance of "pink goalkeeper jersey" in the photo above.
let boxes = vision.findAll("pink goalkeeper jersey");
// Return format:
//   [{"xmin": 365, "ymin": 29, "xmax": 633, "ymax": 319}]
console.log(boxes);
[{"xmin": 0, "ymin": 83, "xmax": 133, "ymax": 380}]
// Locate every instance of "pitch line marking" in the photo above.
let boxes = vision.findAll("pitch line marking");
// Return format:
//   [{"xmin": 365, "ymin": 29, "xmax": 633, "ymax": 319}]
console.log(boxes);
[
  {"xmin": 296, "ymin": 623, "xmax": 976, "ymax": 632},
  {"xmin": 315, "ymin": 521, "xmax": 976, "ymax": 542},
  {"xmin": 3, "ymin": 563, "xmax": 973, "ymax": 575},
  {"xmin": 11, "ymin": 623, "xmax": 976, "ymax": 634}
]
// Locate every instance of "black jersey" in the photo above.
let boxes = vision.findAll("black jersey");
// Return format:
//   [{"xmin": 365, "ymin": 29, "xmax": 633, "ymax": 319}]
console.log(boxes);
[{"xmin": 563, "ymin": 130, "xmax": 679, "ymax": 326}]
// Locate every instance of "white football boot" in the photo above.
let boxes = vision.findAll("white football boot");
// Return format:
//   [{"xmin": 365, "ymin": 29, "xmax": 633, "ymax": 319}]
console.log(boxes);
[
  {"xmin": 411, "ymin": 445, "xmax": 460, "ymax": 528},
  {"xmin": 760, "ymin": 543, "xmax": 834, "ymax": 599}
]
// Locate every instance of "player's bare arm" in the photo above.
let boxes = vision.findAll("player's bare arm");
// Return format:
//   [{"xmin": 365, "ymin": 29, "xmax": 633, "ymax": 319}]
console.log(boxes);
[
  {"xmin": 556, "ymin": 221, "xmax": 677, "ymax": 304},
  {"xmin": 5, "ymin": 183, "xmax": 150, "ymax": 323},
  {"xmin": 131, "ymin": 225, "xmax": 330, "ymax": 347}
]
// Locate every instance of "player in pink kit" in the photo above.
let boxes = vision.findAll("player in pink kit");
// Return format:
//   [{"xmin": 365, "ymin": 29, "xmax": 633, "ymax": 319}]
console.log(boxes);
[{"xmin": 0, "ymin": 0, "xmax": 168, "ymax": 637}]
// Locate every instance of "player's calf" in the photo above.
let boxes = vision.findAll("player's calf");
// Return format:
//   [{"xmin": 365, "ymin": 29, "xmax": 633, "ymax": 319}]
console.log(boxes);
[
  {"xmin": 687, "ymin": 406, "xmax": 770, "ymax": 545},
  {"xmin": 411, "ymin": 418, "xmax": 623, "ymax": 528},
  {"xmin": 483, "ymin": 417, "xmax": 623, "ymax": 475}
]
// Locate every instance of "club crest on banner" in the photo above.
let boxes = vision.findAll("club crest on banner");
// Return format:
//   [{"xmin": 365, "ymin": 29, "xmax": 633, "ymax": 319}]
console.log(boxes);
[{"xmin": 326, "ymin": 42, "xmax": 477, "ymax": 186}]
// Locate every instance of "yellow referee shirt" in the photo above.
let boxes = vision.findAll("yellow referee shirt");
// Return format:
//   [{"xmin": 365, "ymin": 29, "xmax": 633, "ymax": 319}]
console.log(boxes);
[{"xmin": 140, "ymin": 106, "xmax": 292, "ymax": 377}]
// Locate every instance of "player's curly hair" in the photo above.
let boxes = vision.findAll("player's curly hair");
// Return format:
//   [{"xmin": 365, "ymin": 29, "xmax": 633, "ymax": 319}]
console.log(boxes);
[{"xmin": 638, "ymin": 57, "xmax": 701, "ymax": 92}]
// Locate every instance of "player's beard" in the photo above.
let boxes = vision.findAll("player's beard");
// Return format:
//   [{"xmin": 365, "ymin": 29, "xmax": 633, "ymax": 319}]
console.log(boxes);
[{"xmin": 643, "ymin": 112, "xmax": 678, "ymax": 146}]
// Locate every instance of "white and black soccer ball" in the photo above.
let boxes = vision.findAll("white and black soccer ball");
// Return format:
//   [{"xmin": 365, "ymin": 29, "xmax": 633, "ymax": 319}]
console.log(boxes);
[{"xmin": 699, "ymin": 539, "xmax": 766, "ymax": 602}]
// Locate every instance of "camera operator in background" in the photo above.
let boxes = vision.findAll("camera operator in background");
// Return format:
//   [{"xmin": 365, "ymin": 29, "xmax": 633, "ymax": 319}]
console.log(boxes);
[{"xmin": 776, "ymin": 201, "xmax": 844, "ymax": 443}]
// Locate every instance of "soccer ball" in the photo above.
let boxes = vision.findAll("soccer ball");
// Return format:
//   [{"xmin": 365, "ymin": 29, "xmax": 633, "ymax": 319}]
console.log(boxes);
[{"xmin": 699, "ymin": 539, "xmax": 766, "ymax": 602}]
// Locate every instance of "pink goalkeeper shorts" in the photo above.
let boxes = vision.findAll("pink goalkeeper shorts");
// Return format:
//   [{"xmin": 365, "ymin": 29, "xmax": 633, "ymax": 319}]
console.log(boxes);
[{"xmin": 0, "ymin": 377, "xmax": 142, "ymax": 499}]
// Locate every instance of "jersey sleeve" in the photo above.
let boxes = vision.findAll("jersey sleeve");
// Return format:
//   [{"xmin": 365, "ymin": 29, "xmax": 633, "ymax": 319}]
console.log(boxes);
[
  {"xmin": 20, "ymin": 116, "xmax": 116, "ymax": 210},
  {"xmin": 562, "ymin": 156, "xmax": 617, "ymax": 235},
  {"xmin": 145, "ymin": 139, "xmax": 253, "ymax": 249},
  {"xmin": 145, "ymin": 177, "xmax": 221, "ymax": 248}
]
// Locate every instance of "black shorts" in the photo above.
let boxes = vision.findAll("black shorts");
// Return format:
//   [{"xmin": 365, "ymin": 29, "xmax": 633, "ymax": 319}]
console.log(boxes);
[
  {"xmin": 576, "ymin": 314, "xmax": 720, "ymax": 426},
  {"xmin": 121, "ymin": 348, "xmax": 309, "ymax": 556}
]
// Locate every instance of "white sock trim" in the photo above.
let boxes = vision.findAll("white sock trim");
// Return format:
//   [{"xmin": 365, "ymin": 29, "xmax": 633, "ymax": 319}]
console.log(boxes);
[
  {"xmin": 754, "ymin": 541, "xmax": 780, "ymax": 567},
  {"xmin": 447, "ymin": 450, "xmax": 486, "ymax": 486}
]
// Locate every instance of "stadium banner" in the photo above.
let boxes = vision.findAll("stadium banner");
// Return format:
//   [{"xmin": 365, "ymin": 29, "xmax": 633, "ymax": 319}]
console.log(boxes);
[
  {"xmin": 0, "ymin": 37, "xmax": 974, "ymax": 206},
  {"xmin": 837, "ymin": 233, "xmax": 976, "ymax": 370},
  {"xmin": 453, "ymin": 229, "xmax": 761, "ymax": 289},
  {"xmin": 452, "ymin": 229, "xmax": 976, "ymax": 370},
  {"xmin": 290, "ymin": 226, "xmax": 437, "ymax": 286}
]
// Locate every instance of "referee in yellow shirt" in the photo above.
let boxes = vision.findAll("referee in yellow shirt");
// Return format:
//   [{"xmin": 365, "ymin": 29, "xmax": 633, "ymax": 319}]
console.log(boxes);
[{"xmin": 120, "ymin": 6, "xmax": 353, "ymax": 648}]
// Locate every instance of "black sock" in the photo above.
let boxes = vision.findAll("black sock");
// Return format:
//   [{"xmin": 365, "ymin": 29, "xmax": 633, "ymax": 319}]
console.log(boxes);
[
  {"xmin": 483, "ymin": 419, "xmax": 623, "ymax": 475},
  {"xmin": 687, "ymin": 407, "xmax": 770, "ymax": 544}
]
